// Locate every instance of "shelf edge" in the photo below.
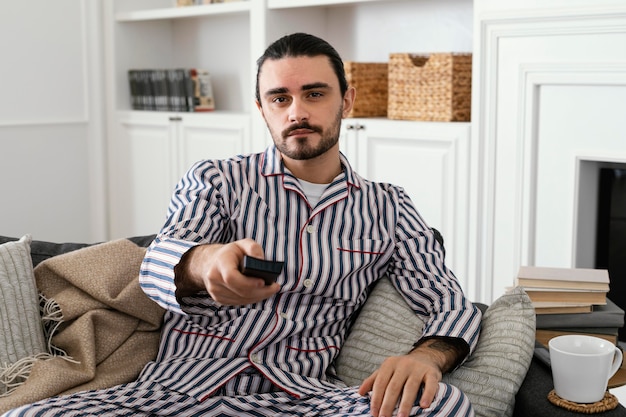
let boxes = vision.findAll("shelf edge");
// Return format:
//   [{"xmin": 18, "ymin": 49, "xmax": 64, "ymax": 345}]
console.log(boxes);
[
  {"xmin": 268, "ymin": 0, "xmax": 384, "ymax": 10},
  {"xmin": 116, "ymin": 2, "xmax": 251, "ymax": 22}
]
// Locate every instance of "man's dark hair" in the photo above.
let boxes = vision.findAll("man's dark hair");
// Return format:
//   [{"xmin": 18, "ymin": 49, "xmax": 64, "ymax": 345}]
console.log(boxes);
[{"xmin": 255, "ymin": 32, "xmax": 348, "ymax": 105}]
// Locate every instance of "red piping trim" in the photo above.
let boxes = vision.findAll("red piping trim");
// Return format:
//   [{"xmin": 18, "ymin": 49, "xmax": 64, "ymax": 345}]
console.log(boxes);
[
  {"xmin": 285, "ymin": 345, "xmax": 340, "ymax": 353},
  {"xmin": 172, "ymin": 328, "xmax": 235, "ymax": 342},
  {"xmin": 336, "ymin": 248, "xmax": 385, "ymax": 255}
]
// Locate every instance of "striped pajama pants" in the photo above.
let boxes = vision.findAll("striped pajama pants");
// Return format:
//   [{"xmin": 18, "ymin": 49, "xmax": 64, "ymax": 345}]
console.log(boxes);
[{"xmin": 3, "ymin": 370, "xmax": 473, "ymax": 417}]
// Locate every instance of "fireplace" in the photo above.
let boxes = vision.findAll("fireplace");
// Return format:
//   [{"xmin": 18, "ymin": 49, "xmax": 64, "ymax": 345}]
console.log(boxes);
[
  {"xmin": 575, "ymin": 161, "xmax": 626, "ymax": 341},
  {"xmin": 595, "ymin": 168, "xmax": 626, "ymax": 341}
]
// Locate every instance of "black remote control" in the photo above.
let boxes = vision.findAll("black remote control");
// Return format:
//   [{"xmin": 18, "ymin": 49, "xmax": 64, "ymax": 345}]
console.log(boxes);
[{"xmin": 240, "ymin": 256, "xmax": 284, "ymax": 286}]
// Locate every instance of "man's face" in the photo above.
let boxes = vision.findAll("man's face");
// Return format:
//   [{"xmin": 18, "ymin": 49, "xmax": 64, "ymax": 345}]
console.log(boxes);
[{"xmin": 256, "ymin": 55, "xmax": 352, "ymax": 161}]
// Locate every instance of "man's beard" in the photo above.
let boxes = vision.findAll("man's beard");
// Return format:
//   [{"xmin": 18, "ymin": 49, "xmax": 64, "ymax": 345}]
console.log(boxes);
[{"xmin": 269, "ymin": 107, "xmax": 343, "ymax": 161}]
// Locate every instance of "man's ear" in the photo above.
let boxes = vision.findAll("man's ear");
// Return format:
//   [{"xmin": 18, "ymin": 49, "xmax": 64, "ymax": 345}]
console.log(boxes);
[
  {"xmin": 342, "ymin": 86, "xmax": 356, "ymax": 118},
  {"xmin": 255, "ymin": 100, "xmax": 265, "ymax": 119}
]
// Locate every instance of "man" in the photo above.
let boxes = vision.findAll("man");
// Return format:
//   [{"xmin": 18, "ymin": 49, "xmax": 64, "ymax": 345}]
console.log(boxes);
[{"xmin": 5, "ymin": 32, "xmax": 481, "ymax": 417}]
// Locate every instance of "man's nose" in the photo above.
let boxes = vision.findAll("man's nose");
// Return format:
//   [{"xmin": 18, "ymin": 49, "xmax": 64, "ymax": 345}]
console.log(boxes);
[{"xmin": 289, "ymin": 100, "xmax": 309, "ymax": 123}]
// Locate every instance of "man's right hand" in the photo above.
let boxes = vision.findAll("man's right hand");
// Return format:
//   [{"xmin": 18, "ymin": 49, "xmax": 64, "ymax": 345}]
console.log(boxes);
[{"xmin": 174, "ymin": 238, "xmax": 281, "ymax": 306}]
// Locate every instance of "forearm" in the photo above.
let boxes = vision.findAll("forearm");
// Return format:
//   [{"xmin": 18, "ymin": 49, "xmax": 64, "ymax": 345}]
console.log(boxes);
[{"xmin": 410, "ymin": 336, "xmax": 470, "ymax": 373}]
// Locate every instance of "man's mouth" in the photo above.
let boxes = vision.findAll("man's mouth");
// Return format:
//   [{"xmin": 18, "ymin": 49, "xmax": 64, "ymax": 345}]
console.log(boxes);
[{"xmin": 288, "ymin": 128, "xmax": 315, "ymax": 136}]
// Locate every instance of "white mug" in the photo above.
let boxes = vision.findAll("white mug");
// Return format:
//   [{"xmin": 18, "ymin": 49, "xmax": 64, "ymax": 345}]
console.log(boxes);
[{"xmin": 549, "ymin": 334, "xmax": 623, "ymax": 403}]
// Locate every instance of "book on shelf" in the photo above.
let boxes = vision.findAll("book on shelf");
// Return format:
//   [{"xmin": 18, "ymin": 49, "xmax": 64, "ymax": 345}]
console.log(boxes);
[
  {"xmin": 516, "ymin": 265, "xmax": 610, "ymax": 291},
  {"xmin": 182, "ymin": 69, "xmax": 195, "ymax": 112},
  {"xmin": 151, "ymin": 69, "xmax": 169, "ymax": 112},
  {"xmin": 166, "ymin": 69, "xmax": 184, "ymax": 112},
  {"xmin": 127, "ymin": 68, "xmax": 214, "ymax": 112}
]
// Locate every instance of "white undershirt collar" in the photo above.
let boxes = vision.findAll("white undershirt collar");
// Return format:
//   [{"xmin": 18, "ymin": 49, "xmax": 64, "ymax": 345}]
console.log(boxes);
[{"xmin": 298, "ymin": 179, "xmax": 329, "ymax": 207}]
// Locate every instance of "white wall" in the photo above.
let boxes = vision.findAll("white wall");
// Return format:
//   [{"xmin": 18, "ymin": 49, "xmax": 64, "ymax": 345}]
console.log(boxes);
[
  {"xmin": 0, "ymin": 0, "xmax": 106, "ymax": 242},
  {"xmin": 471, "ymin": 0, "xmax": 626, "ymax": 302}
]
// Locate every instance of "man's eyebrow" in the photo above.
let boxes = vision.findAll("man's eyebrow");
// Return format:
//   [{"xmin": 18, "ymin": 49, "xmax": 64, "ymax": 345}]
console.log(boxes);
[
  {"xmin": 302, "ymin": 82, "xmax": 331, "ymax": 91},
  {"xmin": 264, "ymin": 87, "xmax": 288, "ymax": 97},
  {"xmin": 264, "ymin": 82, "xmax": 331, "ymax": 98}
]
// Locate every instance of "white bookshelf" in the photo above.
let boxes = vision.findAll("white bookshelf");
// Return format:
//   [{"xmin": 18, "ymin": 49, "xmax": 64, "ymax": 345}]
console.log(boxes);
[{"xmin": 103, "ymin": 0, "xmax": 475, "ymax": 286}]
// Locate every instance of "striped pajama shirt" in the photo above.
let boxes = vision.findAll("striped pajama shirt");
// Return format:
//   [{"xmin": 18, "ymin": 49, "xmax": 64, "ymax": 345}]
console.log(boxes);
[{"xmin": 4, "ymin": 145, "xmax": 481, "ymax": 416}]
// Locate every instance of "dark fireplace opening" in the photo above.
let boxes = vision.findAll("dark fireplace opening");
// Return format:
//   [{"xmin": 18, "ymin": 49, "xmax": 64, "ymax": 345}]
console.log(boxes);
[{"xmin": 595, "ymin": 168, "xmax": 626, "ymax": 342}]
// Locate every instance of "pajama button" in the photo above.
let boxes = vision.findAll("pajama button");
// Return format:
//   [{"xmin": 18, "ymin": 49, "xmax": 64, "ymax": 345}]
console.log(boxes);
[
  {"xmin": 303, "ymin": 279, "xmax": 313, "ymax": 288},
  {"xmin": 250, "ymin": 354, "xmax": 259, "ymax": 363},
  {"xmin": 280, "ymin": 312, "xmax": 288, "ymax": 319},
  {"xmin": 306, "ymin": 225, "xmax": 315, "ymax": 233}
]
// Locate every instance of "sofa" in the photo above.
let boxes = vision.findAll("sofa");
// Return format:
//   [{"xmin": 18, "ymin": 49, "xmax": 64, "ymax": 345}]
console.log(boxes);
[{"xmin": 0, "ymin": 234, "xmax": 624, "ymax": 416}]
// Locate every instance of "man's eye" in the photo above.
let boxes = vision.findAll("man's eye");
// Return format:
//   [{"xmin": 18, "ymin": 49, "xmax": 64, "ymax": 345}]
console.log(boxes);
[
  {"xmin": 272, "ymin": 96, "xmax": 288, "ymax": 104},
  {"xmin": 308, "ymin": 92, "xmax": 323, "ymax": 99}
]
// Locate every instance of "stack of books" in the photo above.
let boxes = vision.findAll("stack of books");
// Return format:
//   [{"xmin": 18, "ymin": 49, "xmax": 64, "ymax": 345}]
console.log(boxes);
[
  {"xmin": 515, "ymin": 266, "xmax": 610, "ymax": 314},
  {"xmin": 515, "ymin": 266, "xmax": 624, "ymax": 347},
  {"xmin": 127, "ymin": 68, "xmax": 215, "ymax": 112}
]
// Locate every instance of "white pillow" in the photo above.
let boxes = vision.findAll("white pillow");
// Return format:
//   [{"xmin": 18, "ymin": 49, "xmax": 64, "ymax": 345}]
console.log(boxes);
[
  {"xmin": 335, "ymin": 280, "xmax": 535, "ymax": 417},
  {"xmin": 0, "ymin": 235, "xmax": 47, "ymax": 395}
]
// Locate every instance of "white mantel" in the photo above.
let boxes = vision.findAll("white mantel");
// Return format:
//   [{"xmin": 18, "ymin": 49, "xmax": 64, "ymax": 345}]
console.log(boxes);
[{"xmin": 470, "ymin": 0, "xmax": 626, "ymax": 303}]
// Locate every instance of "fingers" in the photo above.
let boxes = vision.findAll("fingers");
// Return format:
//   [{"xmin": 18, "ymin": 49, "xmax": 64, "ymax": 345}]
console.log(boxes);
[
  {"xmin": 359, "ymin": 356, "xmax": 441, "ymax": 417},
  {"xmin": 358, "ymin": 371, "xmax": 376, "ymax": 397},
  {"xmin": 418, "ymin": 376, "xmax": 438, "ymax": 409},
  {"xmin": 205, "ymin": 240, "xmax": 281, "ymax": 305},
  {"xmin": 209, "ymin": 279, "xmax": 280, "ymax": 305},
  {"xmin": 232, "ymin": 238, "xmax": 266, "ymax": 259}
]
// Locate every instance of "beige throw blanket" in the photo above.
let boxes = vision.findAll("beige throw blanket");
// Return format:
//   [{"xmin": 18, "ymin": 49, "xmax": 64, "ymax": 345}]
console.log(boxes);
[{"xmin": 0, "ymin": 239, "xmax": 164, "ymax": 414}]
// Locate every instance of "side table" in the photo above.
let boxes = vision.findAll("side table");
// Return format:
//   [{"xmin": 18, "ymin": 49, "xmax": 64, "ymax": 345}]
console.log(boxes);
[{"xmin": 514, "ymin": 356, "xmax": 626, "ymax": 416}]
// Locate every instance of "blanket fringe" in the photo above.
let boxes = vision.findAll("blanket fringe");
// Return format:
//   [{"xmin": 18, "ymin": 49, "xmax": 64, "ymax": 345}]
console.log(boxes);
[
  {"xmin": 0, "ymin": 353, "xmax": 54, "ymax": 397},
  {"xmin": 40, "ymin": 294, "xmax": 72, "ymax": 358},
  {"xmin": 0, "ymin": 294, "xmax": 81, "ymax": 396}
]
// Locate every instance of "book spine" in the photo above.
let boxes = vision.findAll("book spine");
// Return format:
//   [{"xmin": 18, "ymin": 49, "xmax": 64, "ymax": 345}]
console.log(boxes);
[
  {"xmin": 183, "ymin": 69, "xmax": 195, "ymax": 112},
  {"xmin": 128, "ymin": 70, "xmax": 141, "ymax": 110},
  {"xmin": 158, "ymin": 69, "xmax": 171, "ymax": 111},
  {"xmin": 166, "ymin": 69, "xmax": 179, "ymax": 112},
  {"xmin": 142, "ymin": 70, "xmax": 155, "ymax": 111}
]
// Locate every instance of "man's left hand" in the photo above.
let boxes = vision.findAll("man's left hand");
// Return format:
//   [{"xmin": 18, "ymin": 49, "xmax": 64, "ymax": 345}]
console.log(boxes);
[{"xmin": 358, "ymin": 337, "xmax": 467, "ymax": 417}]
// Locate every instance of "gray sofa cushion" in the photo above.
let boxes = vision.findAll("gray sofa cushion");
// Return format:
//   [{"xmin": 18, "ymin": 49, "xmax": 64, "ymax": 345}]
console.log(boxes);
[
  {"xmin": 0, "ymin": 235, "xmax": 48, "ymax": 395},
  {"xmin": 335, "ymin": 280, "xmax": 536, "ymax": 417}
]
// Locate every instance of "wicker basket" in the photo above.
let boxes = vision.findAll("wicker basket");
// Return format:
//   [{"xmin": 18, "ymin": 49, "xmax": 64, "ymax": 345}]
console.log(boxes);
[
  {"xmin": 344, "ymin": 62, "xmax": 388, "ymax": 118},
  {"xmin": 388, "ymin": 53, "xmax": 472, "ymax": 122}
]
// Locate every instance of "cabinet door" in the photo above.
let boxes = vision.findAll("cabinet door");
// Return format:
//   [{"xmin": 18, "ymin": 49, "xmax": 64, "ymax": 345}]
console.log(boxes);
[
  {"xmin": 109, "ymin": 113, "xmax": 174, "ymax": 238},
  {"xmin": 109, "ymin": 112, "xmax": 251, "ymax": 239},
  {"xmin": 339, "ymin": 120, "xmax": 364, "ymax": 169},
  {"xmin": 175, "ymin": 113, "xmax": 250, "ymax": 182},
  {"xmin": 350, "ymin": 119, "xmax": 471, "ymax": 283}
]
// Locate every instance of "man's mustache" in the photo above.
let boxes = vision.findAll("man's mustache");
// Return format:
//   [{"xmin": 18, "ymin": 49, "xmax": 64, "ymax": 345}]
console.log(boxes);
[{"xmin": 282, "ymin": 122, "xmax": 322, "ymax": 138}]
